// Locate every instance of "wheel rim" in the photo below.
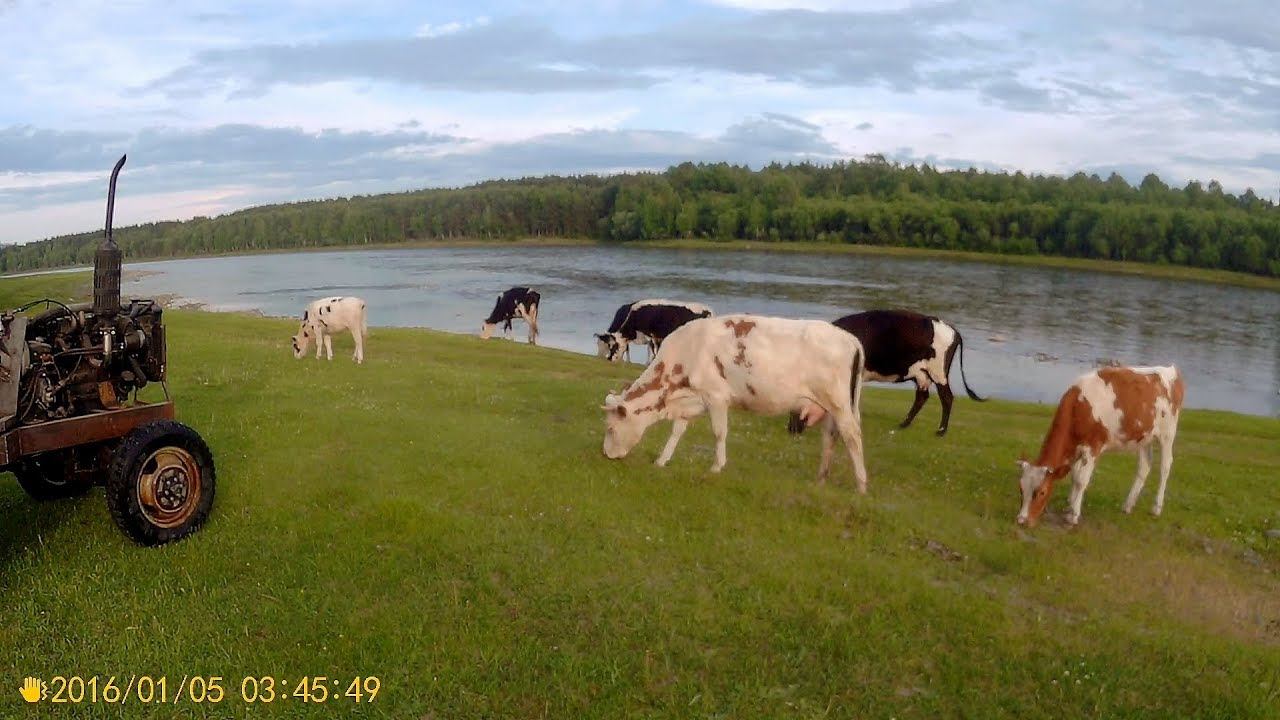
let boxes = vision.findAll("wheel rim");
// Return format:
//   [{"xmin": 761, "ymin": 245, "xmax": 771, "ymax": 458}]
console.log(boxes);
[{"xmin": 135, "ymin": 446, "xmax": 201, "ymax": 528}]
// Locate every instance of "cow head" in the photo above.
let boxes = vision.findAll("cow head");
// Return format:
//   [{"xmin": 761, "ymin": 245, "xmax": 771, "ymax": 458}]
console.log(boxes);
[
  {"xmin": 595, "ymin": 333, "xmax": 614, "ymax": 359},
  {"xmin": 597, "ymin": 333, "xmax": 626, "ymax": 362},
  {"xmin": 480, "ymin": 321, "xmax": 497, "ymax": 339},
  {"xmin": 291, "ymin": 322, "xmax": 312, "ymax": 359},
  {"xmin": 1015, "ymin": 457, "xmax": 1057, "ymax": 526},
  {"xmin": 601, "ymin": 392, "xmax": 658, "ymax": 459}
]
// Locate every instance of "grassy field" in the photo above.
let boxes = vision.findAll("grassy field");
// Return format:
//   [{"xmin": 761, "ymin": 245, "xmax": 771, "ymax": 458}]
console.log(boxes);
[{"xmin": 0, "ymin": 274, "xmax": 1277, "ymax": 718}]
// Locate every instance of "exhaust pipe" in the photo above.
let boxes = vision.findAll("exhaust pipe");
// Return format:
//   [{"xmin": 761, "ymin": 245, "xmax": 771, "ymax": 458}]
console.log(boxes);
[{"xmin": 93, "ymin": 155, "xmax": 127, "ymax": 317}]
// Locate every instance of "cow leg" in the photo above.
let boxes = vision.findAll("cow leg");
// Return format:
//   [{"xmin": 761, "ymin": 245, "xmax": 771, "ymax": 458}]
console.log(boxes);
[
  {"xmin": 1152, "ymin": 435, "xmax": 1176, "ymax": 517},
  {"xmin": 527, "ymin": 306, "xmax": 538, "ymax": 345},
  {"xmin": 816, "ymin": 416, "xmax": 838, "ymax": 484},
  {"xmin": 1123, "ymin": 445, "xmax": 1153, "ymax": 514},
  {"xmin": 708, "ymin": 402, "xmax": 729, "ymax": 473},
  {"xmin": 935, "ymin": 382, "xmax": 954, "ymax": 436},
  {"xmin": 352, "ymin": 328, "xmax": 365, "ymax": 364},
  {"xmin": 314, "ymin": 331, "xmax": 323, "ymax": 359},
  {"xmin": 655, "ymin": 419, "xmax": 689, "ymax": 467},
  {"xmin": 1066, "ymin": 455, "xmax": 1097, "ymax": 526},
  {"xmin": 324, "ymin": 334, "xmax": 334, "ymax": 360},
  {"xmin": 834, "ymin": 410, "xmax": 869, "ymax": 494},
  {"xmin": 900, "ymin": 382, "xmax": 930, "ymax": 429}
]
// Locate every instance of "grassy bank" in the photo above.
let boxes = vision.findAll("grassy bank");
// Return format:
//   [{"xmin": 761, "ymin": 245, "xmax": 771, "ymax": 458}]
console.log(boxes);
[{"xmin": 0, "ymin": 275, "xmax": 1277, "ymax": 718}]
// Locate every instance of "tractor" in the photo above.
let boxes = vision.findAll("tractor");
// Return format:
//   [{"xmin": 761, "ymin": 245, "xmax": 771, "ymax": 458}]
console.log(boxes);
[{"xmin": 0, "ymin": 156, "xmax": 215, "ymax": 545}]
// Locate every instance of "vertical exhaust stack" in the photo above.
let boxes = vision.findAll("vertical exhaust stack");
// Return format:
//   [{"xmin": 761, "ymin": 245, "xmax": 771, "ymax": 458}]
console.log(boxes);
[{"xmin": 93, "ymin": 155, "xmax": 127, "ymax": 318}]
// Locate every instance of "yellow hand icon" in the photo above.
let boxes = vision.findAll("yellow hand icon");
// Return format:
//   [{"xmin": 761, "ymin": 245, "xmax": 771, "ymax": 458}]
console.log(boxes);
[{"xmin": 19, "ymin": 677, "xmax": 44, "ymax": 703}]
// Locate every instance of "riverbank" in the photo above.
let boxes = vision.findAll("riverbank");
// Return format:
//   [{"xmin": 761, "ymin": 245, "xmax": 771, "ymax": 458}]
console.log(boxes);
[
  {"xmin": 0, "ymin": 285, "xmax": 1276, "ymax": 717},
  {"xmin": 7, "ymin": 236, "xmax": 1279, "ymax": 293},
  {"xmin": 2, "ymin": 269, "xmax": 1279, "ymax": 716}
]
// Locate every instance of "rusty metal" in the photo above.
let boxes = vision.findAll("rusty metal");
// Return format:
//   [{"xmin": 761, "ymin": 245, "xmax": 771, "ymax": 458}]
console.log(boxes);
[
  {"xmin": 0, "ymin": 402, "xmax": 175, "ymax": 463},
  {"xmin": 135, "ymin": 445, "xmax": 201, "ymax": 528},
  {"xmin": 93, "ymin": 154, "xmax": 127, "ymax": 317}
]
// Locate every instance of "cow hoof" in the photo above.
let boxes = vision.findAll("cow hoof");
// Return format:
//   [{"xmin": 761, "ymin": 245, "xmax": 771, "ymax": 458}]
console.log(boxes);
[
  {"xmin": 1151, "ymin": 506, "xmax": 1163, "ymax": 518},
  {"xmin": 654, "ymin": 459, "xmax": 669, "ymax": 468},
  {"xmin": 709, "ymin": 464, "xmax": 724, "ymax": 474},
  {"xmin": 1122, "ymin": 504, "xmax": 1134, "ymax": 514},
  {"xmin": 898, "ymin": 420, "xmax": 913, "ymax": 429},
  {"xmin": 935, "ymin": 427, "xmax": 948, "ymax": 437}
]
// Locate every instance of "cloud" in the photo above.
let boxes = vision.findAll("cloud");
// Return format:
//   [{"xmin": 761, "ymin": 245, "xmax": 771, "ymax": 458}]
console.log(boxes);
[
  {"xmin": 0, "ymin": 113, "xmax": 842, "ymax": 242},
  {"xmin": 141, "ymin": 5, "xmax": 1010, "ymax": 102}
]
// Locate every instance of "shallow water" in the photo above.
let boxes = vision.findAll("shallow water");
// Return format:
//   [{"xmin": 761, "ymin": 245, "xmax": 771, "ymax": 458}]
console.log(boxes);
[{"xmin": 122, "ymin": 246, "xmax": 1280, "ymax": 418}]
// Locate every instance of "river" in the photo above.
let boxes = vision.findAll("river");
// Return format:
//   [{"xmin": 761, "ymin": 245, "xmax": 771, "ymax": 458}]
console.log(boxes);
[{"xmin": 120, "ymin": 246, "xmax": 1280, "ymax": 417}]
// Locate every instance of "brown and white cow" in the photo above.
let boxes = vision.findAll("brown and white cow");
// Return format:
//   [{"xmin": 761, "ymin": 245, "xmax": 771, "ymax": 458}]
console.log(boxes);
[
  {"xmin": 601, "ymin": 314, "xmax": 870, "ymax": 491},
  {"xmin": 1015, "ymin": 365, "xmax": 1185, "ymax": 527}
]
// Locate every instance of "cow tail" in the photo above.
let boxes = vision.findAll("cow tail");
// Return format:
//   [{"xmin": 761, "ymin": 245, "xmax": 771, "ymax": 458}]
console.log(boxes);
[
  {"xmin": 360, "ymin": 303, "xmax": 369, "ymax": 338},
  {"xmin": 850, "ymin": 345, "xmax": 864, "ymax": 418},
  {"xmin": 955, "ymin": 330, "xmax": 985, "ymax": 402}
]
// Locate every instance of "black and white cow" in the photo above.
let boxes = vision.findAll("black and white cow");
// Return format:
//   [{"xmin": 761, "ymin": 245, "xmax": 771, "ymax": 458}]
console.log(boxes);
[
  {"xmin": 787, "ymin": 309, "xmax": 984, "ymax": 436},
  {"xmin": 598, "ymin": 300, "xmax": 713, "ymax": 363},
  {"xmin": 480, "ymin": 287, "xmax": 541, "ymax": 344},
  {"xmin": 596, "ymin": 301, "xmax": 641, "ymax": 362}
]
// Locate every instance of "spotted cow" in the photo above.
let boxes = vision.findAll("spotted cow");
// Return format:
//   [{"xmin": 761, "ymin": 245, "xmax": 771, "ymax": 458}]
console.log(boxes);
[
  {"xmin": 1015, "ymin": 365, "xmax": 1185, "ymax": 527},
  {"xmin": 598, "ymin": 300, "xmax": 713, "ymax": 364},
  {"xmin": 787, "ymin": 309, "xmax": 984, "ymax": 436},
  {"xmin": 601, "ymin": 314, "xmax": 870, "ymax": 491},
  {"xmin": 481, "ymin": 287, "xmax": 540, "ymax": 344},
  {"xmin": 292, "ymin": 296, "xmax": 368, "ymax": 363}
]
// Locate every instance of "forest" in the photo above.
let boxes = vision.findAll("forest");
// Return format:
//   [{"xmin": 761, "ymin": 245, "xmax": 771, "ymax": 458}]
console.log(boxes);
[{"xmin": 4, "ymin": 156, "xmax": 1280, "ymax": 278}]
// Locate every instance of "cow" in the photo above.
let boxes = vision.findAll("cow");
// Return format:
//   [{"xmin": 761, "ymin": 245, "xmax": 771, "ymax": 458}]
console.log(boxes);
[
  {"xmin": 601, "ymin": 314, "xmax": 870, "ymax": 491},
  {"xmin": 480, "ymin": 287, "xmax": 540, "ymax": 344},
  {"xmin": 1015, "ymin": 365, "xmax": 1185, "ymax": 527},
  {"xmin": 786, "ymin": 309, "xmax": 984, "ymax": 436},
  {"xmin": 596, "ymin": 301, "xmax": 641, "ymax": 362},
  {"xmin": 292, "ymin": 296, "xmax": 368, "ymax": 363},
  {"xmin": 598, "ymin": 300, "xmax": 713, "ymax": 364}
]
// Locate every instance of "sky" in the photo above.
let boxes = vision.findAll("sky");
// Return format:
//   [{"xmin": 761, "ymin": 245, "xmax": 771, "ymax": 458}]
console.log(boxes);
[{"xmin": 2, "ymin": 0, "xmax": 1279, "ymax": 243}]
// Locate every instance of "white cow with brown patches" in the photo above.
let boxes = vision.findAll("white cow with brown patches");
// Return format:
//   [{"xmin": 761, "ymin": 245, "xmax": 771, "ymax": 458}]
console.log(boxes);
[
  {"xmin": 292, "ymin": 296, "xmax": 368, "ymax": 363},
  {"xmin": 1016, "ymin": 365, "xmax": 1185, "ymax": 527},
  {"xmin": 601, "ymin": 314, "xmax": 870, "ymax": 491}
]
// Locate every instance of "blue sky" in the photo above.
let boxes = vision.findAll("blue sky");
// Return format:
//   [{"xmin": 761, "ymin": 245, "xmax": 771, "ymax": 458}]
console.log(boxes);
[{"xmin": 2, "ymin": 0, "xmax": 1278, "ymax": 243}]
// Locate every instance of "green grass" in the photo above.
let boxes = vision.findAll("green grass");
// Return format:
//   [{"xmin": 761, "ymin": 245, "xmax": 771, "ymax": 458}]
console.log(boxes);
[{"xmin": 0, "ymin": 275, "xmax": 1277, "ymax": 718}]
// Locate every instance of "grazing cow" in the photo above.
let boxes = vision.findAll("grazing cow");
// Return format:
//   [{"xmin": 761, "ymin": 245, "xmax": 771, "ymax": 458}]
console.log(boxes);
[
  {"xmin": 599, "ymin": 300, "xmax": 713, "ymax": 363},
  {"xmin": 601, "ymin": 314, "xmax": 870, "ymax": 491},
  {"xmin": 596, "ymin": 301, "xmax": 641, "ymax": 362},
  {"xmin": 292, "ymin": 296, "xmax": 368, "ymax": 363},
  {"xmin": 480, "ymin": 287, "xmax": 540, "ymax": 344},
  {"xmin": 1015, "ymin": 365, "xmax": 1185, "ymax": 527},
  {"xmin": 787, "ymin": 309, "xmax": 984, "ymax": 436}
]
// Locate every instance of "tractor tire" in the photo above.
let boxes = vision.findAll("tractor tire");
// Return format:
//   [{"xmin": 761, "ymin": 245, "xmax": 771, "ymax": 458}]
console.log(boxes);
[
  {"xmin": 13, "ymin": 452, "xmax": 95, "ymax": 501},
  {"xmin": 106, "ymin": 420, "xmax": 216, "ymax": 546}
]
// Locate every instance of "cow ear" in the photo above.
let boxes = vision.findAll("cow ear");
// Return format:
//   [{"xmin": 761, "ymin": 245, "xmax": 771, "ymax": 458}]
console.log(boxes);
[{"xmin": 615, "ymin": 405, "xmax": 628, "ymax": 418}]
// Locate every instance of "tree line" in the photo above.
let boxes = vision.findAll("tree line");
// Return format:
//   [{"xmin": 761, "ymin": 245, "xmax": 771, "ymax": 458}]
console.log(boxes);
[{"xmin": 5, "ymin": 157, "xmax": 1279, "ymax": 278}]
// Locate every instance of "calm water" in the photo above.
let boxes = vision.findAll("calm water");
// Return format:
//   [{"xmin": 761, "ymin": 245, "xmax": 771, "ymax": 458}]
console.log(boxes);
[{"xmin": 122, "ymin": 247, "xmax": 1280, "ymax": 418}]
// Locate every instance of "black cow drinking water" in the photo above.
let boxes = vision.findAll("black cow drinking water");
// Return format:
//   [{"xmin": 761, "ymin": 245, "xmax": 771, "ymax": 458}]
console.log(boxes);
[
  {"xmin": 597, "ymin": 300, "xmax": 713, "ymax": 363},
  {"xmin": 480, "ymin": 287, "xmax": 541, "ymax": 344},
  {"xmin": 787, "ymin": 309, "xmax": 984, "ymax": 436}
]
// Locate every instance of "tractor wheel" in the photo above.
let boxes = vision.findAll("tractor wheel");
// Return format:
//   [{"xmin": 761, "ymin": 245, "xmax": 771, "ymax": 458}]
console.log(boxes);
[
  {"xmin": 13, "ymin": 451, "xmax": 95, "ymax": 501},
  {"xmin": 106, "ymin": 420, "xmax": 216, "ymax": 546}
]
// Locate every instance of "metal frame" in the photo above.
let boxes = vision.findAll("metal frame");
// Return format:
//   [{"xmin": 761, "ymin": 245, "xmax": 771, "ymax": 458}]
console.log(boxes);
[{"xmin": 0, "ymin": 401, "xmax": 174, "ymax": 468}]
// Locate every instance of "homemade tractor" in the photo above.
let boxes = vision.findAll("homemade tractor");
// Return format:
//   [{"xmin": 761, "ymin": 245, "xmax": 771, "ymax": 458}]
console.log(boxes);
[{"xmin": 0, "ymin": 156, "xmax": 215, "ymax": 545}]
